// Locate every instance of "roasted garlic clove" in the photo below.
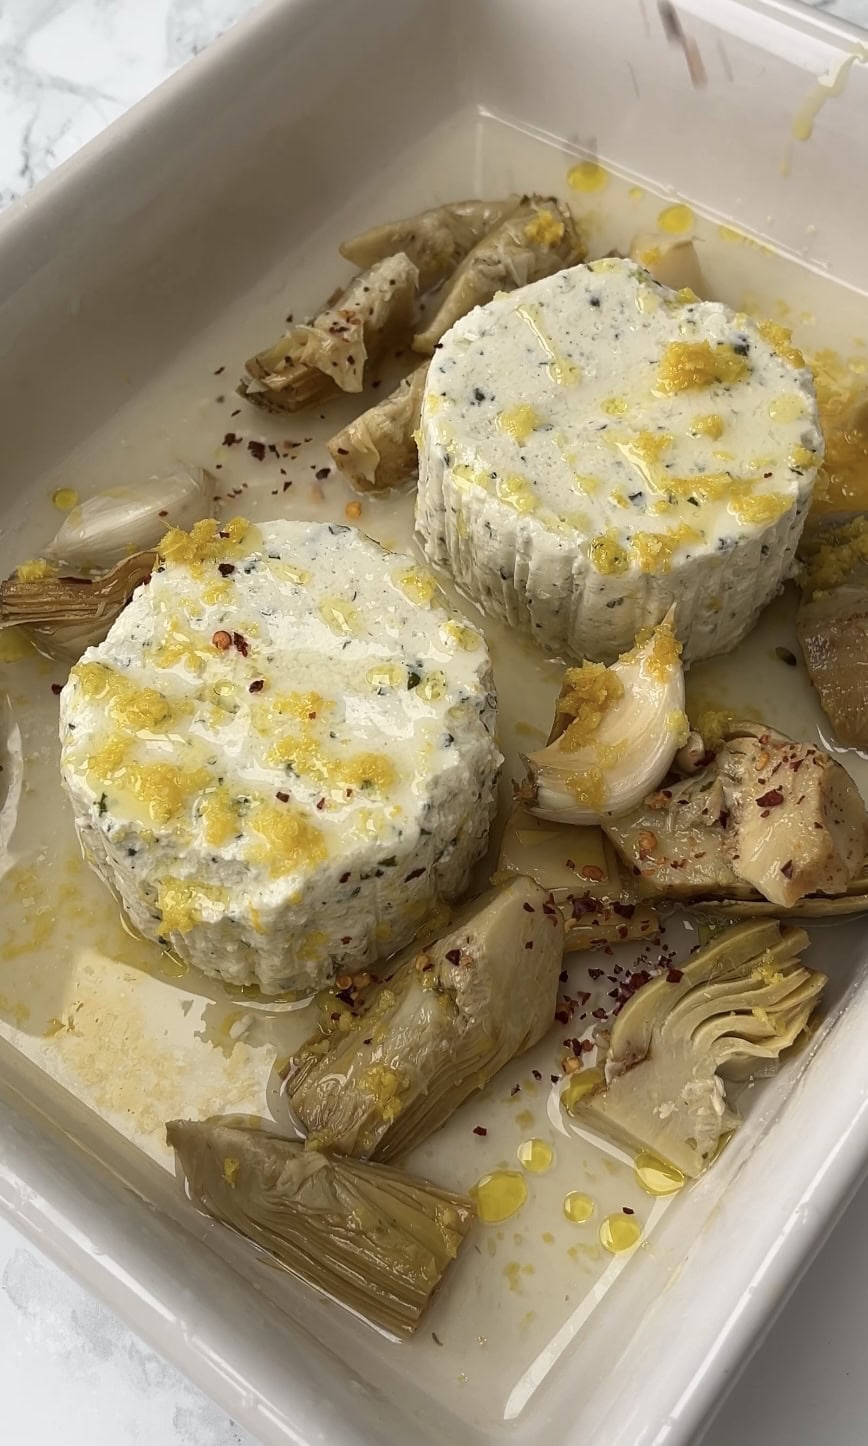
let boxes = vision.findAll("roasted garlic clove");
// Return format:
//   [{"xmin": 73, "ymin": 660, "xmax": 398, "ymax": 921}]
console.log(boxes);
[{"xmin": 522, "ymin": 615, "xmax": 686, "ymax": 826}]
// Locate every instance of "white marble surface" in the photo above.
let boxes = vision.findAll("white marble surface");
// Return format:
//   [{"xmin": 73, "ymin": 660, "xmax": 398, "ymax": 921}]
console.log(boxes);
[{"xmin": 2, "ymin": 1, "xmax": 868, "ymax": 1444}]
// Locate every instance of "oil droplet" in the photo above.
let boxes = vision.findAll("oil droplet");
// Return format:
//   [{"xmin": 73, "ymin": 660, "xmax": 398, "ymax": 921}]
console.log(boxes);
[
  {"xmin": 634, "ymin": 1152, "xmax": 685, "ymax": 1197},
  {"xmin": 561, "ymin": 1067, "xmax": 604, "ymax": 1115},
  {"xmin": 52, "ymin": 487, "xmax": 80, "ymax": 512},
  {"xmin": 567, "ymin": 160, "xmax": 609, "ymax": 193},
  {"xmin": 628, "ymin": 185, "xmax": 644, "ymax": 201},
  {"xmin": 517, "ymin": 1137, "xmax": 554, "ymax": 1174},
  {"xmin": 599, "ymin": 1213, "xmax": 642, "ymax": 1253},
  {"xmin": 474, "ymin": 1170, "xmax": 528, "ymax": 1223},
  {"xmin": 563, "ymin": 1191, "xmax": 595, "ymax": 1224},
  {"xmin": 657, "ymin": 203, "xmax": 694, "ymax": 235}
]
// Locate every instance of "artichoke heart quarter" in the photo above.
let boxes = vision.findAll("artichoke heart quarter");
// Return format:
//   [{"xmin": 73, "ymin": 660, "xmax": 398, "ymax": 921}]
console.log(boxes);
[
  {"xmin": 239, "ymin": 253, "xmax": 419, "ymax": 413},
  {"xmin": 574, "ymin": 920, "xmax": 826, "ymax": 1177},
  {"xmin": 167, "ymin": 1118, "xmax": 474, "ymax": 1339},
  {"xmin": 286, "ymin": 877, "xmax": 564, "ymax": 1162}
]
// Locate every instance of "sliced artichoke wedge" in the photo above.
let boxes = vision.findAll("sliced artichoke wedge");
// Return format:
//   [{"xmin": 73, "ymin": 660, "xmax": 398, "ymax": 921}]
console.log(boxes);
[
  {"xmin": 239, "ymin": 253, "xmax": 419, "ymax": 413},
  {"xmin": 327, "ymin": 364, "xmax": 427, "ymax": 492},
  {"xmin": 167, "ymin": 1118, "xmax": 473, "ymax": 1338},
  {"xmin": 495, "ymin": 806, "xmax": 659, "ymax": 948},
  {"xmin": 286, "ymin": 877, "xmax": 564, "ymax": 1163},
  {"xmin": 0, "ymin": 551, "xmax": 155, "ymax": 660},
  {"xmin": 413, "ymin": 196, "xmax": 584, "ymax": 354},
  {"xmin": 521, "ymin": 615, "xmax": 686, "ymax": 826},
  {"xmin": 574, "ymin": 921, "xmax": 826, "ymax": 1176},
  {"xmin": 340, "ymin": 197, "xmax": 521, "ymax": 291}
]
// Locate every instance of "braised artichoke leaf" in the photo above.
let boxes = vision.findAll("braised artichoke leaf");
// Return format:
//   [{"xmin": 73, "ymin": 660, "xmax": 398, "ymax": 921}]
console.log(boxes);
[
  {"xmin": 167, "ymin": 1117, "xmax": 474, "ymax": 1338},
  {"xmin": 327, "ymin": 364, "xmax": 427, "ymax": 492},
  {"xmin": 286, "ymin": 877, "xmax": 564, "ymax": 1163},
  {"xmin": 413, "ymin": 196, "xmax": 584, "ymax": 354},
  {"xmin": 576, "ymin": 920, "xmax": 826, "ymax": 1176},
  {"xmin": 340, "ymin": 197, "xmax": 521, "ymax": 291}
]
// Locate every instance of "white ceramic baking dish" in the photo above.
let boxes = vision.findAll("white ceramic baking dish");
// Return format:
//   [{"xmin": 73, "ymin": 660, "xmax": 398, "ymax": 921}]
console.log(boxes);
[{"xmin": 1, "ymin": 1, "xmax": 868, "ymax": 1443}]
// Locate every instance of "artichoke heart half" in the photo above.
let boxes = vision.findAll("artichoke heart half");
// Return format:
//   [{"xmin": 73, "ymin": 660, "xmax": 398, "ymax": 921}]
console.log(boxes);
[
  {"xmin": 167, "ymin": 1118, "xmax": 473, "ymax": 1338},
  {"xmin": 286, "ymin": 877, "xmax": 564, "ymax": 1162},
  {"xmin": 575, "ymin": 920, "xmax": 827, "ymax": 1177}
]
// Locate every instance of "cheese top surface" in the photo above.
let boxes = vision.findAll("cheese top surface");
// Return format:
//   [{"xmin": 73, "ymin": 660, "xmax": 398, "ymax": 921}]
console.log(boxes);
[
  {"xmin": 59, "ymin": 519, "xmax": 498, "ymax": 951},
  {"xmin": 423, "ymin": 258, "xmax": 822, "ymax": 575}
]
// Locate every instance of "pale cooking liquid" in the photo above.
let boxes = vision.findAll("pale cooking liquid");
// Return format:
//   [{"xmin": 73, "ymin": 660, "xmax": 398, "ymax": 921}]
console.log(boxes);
[{"xmin": 0, "ymin": 110, "xmax": 866, "ymax": 1426}]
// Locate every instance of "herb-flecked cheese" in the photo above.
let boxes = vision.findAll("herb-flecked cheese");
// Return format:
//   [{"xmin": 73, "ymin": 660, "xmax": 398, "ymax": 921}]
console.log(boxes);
[
  {"xmin": 415, "ymin": 258, "xmax": 822, "ymax": 662},
  {"xmin": 59, "ymin": 519, "xmax": 501, "ymax": 993}
]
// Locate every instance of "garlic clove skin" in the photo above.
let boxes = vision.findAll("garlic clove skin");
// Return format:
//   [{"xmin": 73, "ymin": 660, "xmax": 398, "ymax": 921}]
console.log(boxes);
[{"xmin": 43, "ymin": 464, "xmax": 214, "ymax": 571}]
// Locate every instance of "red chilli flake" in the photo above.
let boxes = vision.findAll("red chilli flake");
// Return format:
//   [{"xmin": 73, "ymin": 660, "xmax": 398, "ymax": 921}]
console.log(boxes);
[
  {"xmin": 276, "ymin": 791, "xmax": 290, "ymax": 803},
  {"xmin": 249, "ymin": 679, "xmax": 265, "ymax": 693},
  {"xmin": 218, "ymin": 562, "xmax": 236, "ymax": 576},
  {"xmin": 51, "ymin": 682, "xmax": 63, "ymax": 695},
  {"xmin": 666, "ymin": 968, "xmax": 684, "ymax": 983},
  {"xmin": 316, "ymin": 797, "xmax": 326, "ymax": 811},
  {"xmin": 523, "ymin": 902, "xmax": 535, "ymax": 913},
  {"xmin": 232, "ymin": 632, "xmax": 249, "ymax": 657},
  {"xmin": 222, "ymin": 431, "xmax": 241, "ymax": 446},
  {"xmin": 445, "ymin": 948, "xmax": 461, "ymax": 966},
  {"xmin": 247, "ymin": 440, "xmax": 266, "ymax": 461},
  {"xmin": 622, "ymin": 1206, "xmax": 635, "ymax": 1216},
  {"xmin": 780, "ymin": 859, "xmax": 794, "ymax": 879},
  {"xmin": 756, "ymin": 788, "xmax": 784, "ymax": 809},
  {"xmin": 472, "ymin": 1125, "xmax": 488, "ymax": 1137}
]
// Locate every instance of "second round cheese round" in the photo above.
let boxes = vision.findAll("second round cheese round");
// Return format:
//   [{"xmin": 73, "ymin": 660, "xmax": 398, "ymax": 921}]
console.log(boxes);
[
  {"xmin": 59, "ymin": 519, "xmax": 501, "ymax": 994},
  {"xmin": 415, "ymin": 258, "xmax": 822, "ymax": 662}
]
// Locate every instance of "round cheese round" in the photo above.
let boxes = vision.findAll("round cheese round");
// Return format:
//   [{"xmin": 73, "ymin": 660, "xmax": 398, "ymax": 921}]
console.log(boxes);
[
  {"xmin": 59, "ymin": 518, "xmax": 501, "ymax": 994},
  {"xmin": 415, "ymin": 258, "xmax": 822, "ymax": 662}
]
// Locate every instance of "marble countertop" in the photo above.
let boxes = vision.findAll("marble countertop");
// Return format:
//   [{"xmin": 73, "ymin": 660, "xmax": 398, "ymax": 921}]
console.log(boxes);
[{"xmin": 2, "ymin": 1, "xmax": 868, "ymax": 1443}]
